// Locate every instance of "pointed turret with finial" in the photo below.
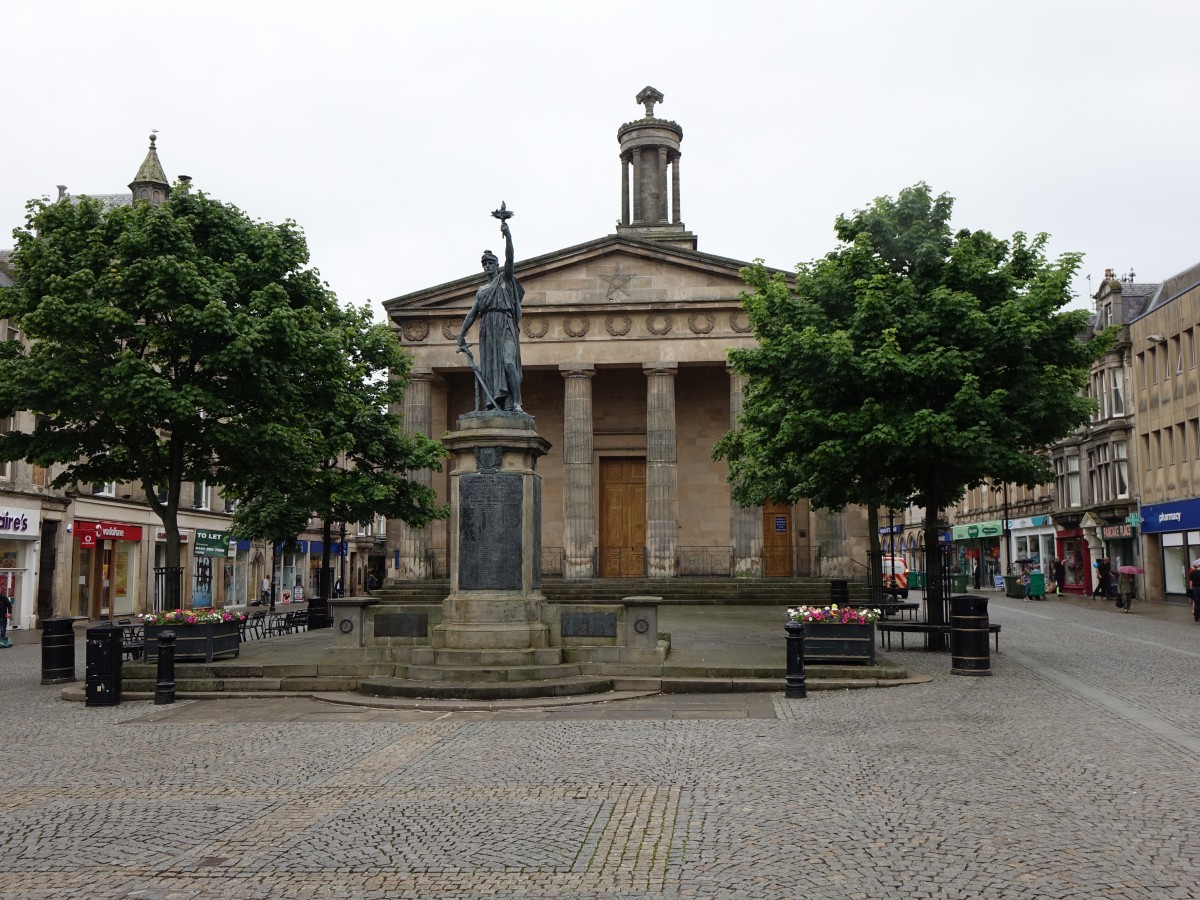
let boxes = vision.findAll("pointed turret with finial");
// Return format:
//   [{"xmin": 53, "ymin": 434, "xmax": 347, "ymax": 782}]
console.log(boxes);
[{"xmin": 129, "ymin": 132, "xmax": 170, "ymax": 206}]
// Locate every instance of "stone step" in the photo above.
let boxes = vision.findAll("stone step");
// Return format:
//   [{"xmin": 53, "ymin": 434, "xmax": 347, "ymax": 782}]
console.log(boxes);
[
  {"xmin": 409, "ymin": 647, "xmax": 564, "ymax": 667},
  {"xmin": 358, "ymin": 674, "xmax": 615, "ymax": 701},
  {"xmin": 404, "ymin": 662, "xmax": 583, "ymax": 683}
]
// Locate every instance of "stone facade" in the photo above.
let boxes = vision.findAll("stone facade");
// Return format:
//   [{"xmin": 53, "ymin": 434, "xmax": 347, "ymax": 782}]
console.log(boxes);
[{"xmin": 382, "ymin": 88, "xmax": 867, "ymax": 582}]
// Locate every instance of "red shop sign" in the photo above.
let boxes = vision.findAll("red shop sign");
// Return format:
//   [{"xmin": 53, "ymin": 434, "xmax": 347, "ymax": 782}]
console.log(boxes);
[{"xmin": 75, "ymin": 520, "xmax": 143, "ymax": 544}]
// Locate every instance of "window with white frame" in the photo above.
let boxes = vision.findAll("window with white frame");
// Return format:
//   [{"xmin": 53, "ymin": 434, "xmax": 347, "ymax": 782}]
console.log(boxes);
[
  {"xmin": 91, "ymin": 481, "xmax": 117, "ymax": 497},
  {"xmin": 1114, "ymin": 441, "xmax": 1129, "ymax": 499},
  {"xmin": 1110, "ymin": 369, "xmax": 1124, "ymax": 416},
  {"xmin": 192, "ymin": 480, "xmax": 209, "ymax": 510},
  {"xmin": 1175, "ymin": 336, "xmax": 1184, "ymax": 375},
  {"xmin": 0, "ymin": 415, "xmax": 10, "ymax": 480}
]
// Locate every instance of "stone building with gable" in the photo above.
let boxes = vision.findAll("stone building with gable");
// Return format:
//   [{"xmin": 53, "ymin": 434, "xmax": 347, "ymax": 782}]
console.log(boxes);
[{"xmin": 383, "ymin": 88, "xmax": 868, "ymax": 584}]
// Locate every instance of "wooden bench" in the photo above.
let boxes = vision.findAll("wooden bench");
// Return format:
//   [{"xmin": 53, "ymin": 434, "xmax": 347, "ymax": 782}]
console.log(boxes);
[{"xmin": 878, "ymin": 621, "xmax": 1001, "ymax": 652}]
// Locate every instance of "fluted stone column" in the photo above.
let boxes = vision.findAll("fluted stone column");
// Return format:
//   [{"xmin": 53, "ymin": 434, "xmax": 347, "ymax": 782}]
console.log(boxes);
[
  {"xmin": 645, "ymin": 363, "xmax": 678, "ymax": 578},
  {"xmin": 393, "ymin": 370, "xmax": 435, "ymax": 580},
  {"xmin": 561, "ymin": 364, "xmax": 596, "ymax": 579},
  {"xmin": 729, "ymin": 371, "xmax": 763, "ymax": 576},
  {"xmin": 620, "ymin": 157, "xmax": 630, "ymax": 226},
  {"xmin": 672, "ymin": 154, "xmax": 681, "ymax": 224}
]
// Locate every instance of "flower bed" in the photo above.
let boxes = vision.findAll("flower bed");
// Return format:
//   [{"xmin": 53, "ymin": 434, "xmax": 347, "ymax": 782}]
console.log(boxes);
[
  {"xmin": 787, "ymin": 605, "xmax": 879, "ymax": 666},
  {"xmin": 139, "ymin": 608, "xmax": 246, "ymax": 626},
  {"xmin": 141, "ymin": 609, "xmax": 243, "ymax": 663},
  {"xmin": 787, "ymin": 605, "xmax": 880, "ymax": 625}
]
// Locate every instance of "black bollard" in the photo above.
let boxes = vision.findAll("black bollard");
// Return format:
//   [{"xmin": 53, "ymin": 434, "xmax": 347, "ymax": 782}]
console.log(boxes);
[
  {"xmin": 784, "ymin": 620, "xmax": 807, "ymax": 699},
  {"xmin": 154, "ymin": 629, "xmax": 177, "ymax": 705}
]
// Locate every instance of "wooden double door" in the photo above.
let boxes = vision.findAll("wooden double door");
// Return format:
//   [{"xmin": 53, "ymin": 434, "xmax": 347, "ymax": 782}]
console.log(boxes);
[{"xmin": 599, "ymin": 457, "xmax": 646, "ymax": 578}]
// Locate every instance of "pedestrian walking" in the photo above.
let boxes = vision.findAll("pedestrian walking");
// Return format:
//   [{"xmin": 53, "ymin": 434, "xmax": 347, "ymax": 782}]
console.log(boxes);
[
  {"xmin": 1188, "ymin": 563, "xmax": 1200, "ymax": 622},
  {"xmin": 258, "ymin": 576, "xmax": 270, "ymax": 607},
  {"xmin": 0, "ymin": 591, "xmax": 12, "ymax": 647},
  {"xmin": 1021, "ymin": 568, "xmax": 1032, "ymax": 602},
  {"xmin": 366, "ymin": 572, "xmax": 378, "ymax": 594},
  {"xmin": 1052, "ymin": 558, "xmax": 1066, "ymax": 596}
]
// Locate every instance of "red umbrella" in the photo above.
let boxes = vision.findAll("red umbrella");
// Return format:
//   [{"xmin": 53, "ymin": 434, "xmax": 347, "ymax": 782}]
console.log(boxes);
[{"xmin": 1117, "ymin": 565, "xmax": 1144, "ymax": 575}]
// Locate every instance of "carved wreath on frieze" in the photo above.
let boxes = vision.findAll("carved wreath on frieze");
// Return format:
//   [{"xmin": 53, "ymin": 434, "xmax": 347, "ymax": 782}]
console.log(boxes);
[
  {"xmin": 522, "ymin": 315, "xmax": 550, "ymax": 339},
  {"xmin": 441, "ymin": 319, "xmax": 463, "ymax": 341},
  {"xmin": 564, "ymin": 316, "xmax": 591, "ymax": 338},
  {"xmin": 688, "ymin": 312, "xmax": 715, "ymax": 334},
  {"xmin": 729, "ymin": 312, "xmax": 752, "ymax": 333},
  {"xmin": 646, "ymin": 312, "xmax": 673, "ymax": 336},
  {"xmin": 605, "ymin": 314, "xmax": 632, "ymax": 337},
  {"xmin": 401, "ymin": 320, "xmax": 429, "ymax": 342}
]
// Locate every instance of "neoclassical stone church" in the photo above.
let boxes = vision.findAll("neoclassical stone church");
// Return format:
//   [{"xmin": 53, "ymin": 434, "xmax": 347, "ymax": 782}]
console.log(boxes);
[{"xmin": 383, "ymin": 87, "xmax": 867, "ymax": 583}]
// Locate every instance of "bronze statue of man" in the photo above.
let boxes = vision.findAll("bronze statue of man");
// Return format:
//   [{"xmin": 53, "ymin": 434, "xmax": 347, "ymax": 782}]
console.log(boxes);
[{"xmin": 457, "ymin": 204, "xmax": 524, "ymax": 413}]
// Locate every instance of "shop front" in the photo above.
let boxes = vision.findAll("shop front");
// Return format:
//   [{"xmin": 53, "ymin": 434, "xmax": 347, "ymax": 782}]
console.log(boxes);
[
  {"xmin": 0, "ymin": 504, "xmax": 40, "ymax": 630},
  {"xmin": 75, "ymin": 520, "xmax": 143, "ymax": 619},
  {"xmin": 1101, "ymin": 522, "xmax": 1138, "ymax": 573},
  {"xmin": 1008, "ymin": 515, "xmax": 1057, "ymax": 573},
  {"xmin": 951, "ymin": 520, "xmax": 1003, "ymax": 589},
  {"xmin": 1055, "ymin": 527, "xmax": 1091, "ymax": 595},
  {"xmin": 1139, "ymin": 498, "xmax": 1200, "ymax": 603}
]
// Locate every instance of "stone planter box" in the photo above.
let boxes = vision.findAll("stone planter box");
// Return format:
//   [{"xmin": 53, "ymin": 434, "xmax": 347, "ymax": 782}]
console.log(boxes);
[
  {"xmin": 802, "ymin": 622, "xmax": 876, "ymax": 666},
  {"xmin": 145, "ymin": 622, "xmax": 240, "ymax": 663}
]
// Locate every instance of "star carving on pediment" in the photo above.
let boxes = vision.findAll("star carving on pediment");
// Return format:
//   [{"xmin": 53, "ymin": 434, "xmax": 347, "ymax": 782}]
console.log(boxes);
[{"xmin": 599, "ymin": 268, "xmax": 634, "ymax": 302}]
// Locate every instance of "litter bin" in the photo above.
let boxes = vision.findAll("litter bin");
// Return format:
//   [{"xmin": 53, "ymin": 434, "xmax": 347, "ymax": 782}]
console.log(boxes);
[
  {"xmin": 951, "ymin": 574, "xmax": 970, "ymax": 594},
  {"xmin": 1004, "ymin": 575, "xmax": 1021, "ymax": 598},
  {"xmin": 949, "ymin": 594, "xmax": 991, "ymax": 676},
  {"xmin": 85, "ymin": 622, "xmax": 123, "ymax": 706},
  {"xmin": 909, "ymin": 572, "xmax": 926, "ymax": 591},
  {"xmin": 1029, "ymin": 572, "xmax": 1046, "ymax": 599},
  {"xmin": 41, "ymin": 617, "xmax": 79, "ymax": 685}
]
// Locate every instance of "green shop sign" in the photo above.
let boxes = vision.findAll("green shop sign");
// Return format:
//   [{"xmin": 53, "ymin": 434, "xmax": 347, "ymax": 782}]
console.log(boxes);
[
  {"xmin": 194, "ymin": 528, "xmax": 232, "ymax": 557},
  {"xmin": 951, "ymin": 521, "xmax": 1003, "ymax": 540}
]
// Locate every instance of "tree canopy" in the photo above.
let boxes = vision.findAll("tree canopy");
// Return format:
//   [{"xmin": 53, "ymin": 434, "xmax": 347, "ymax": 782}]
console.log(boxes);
[
  {"xmin": 714, "ymin": 183, "xmax": 1109, "ymax": 625},
  {"xmin": 0, "ymin": 187, "xmax": 444, "ymax": 578}
]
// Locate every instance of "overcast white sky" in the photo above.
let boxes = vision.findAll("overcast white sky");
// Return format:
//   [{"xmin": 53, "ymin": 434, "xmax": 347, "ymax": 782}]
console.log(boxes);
[{"xmin": 4, "ymin": 1, "xmax": 1196, "ymax": 318}]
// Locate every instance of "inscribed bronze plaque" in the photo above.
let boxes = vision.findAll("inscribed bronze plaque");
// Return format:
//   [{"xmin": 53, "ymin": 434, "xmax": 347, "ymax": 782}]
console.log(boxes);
[
  {"xmin": 459, "ymin": 472, "xmax": 523, "ymax": 591},
  {"xmin": 374, "ymin": 613, "xmax": 428, "ymax": 638}
]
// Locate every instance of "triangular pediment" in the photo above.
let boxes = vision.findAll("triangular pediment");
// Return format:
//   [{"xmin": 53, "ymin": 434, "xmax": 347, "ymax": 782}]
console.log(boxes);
[{"xmin": 384, "ymin": 234, "xmax": 782, "ymax": 316}]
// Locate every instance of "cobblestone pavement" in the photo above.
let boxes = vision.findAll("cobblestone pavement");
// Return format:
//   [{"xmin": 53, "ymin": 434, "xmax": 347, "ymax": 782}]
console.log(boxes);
[{"xmin": 1, "ymin": 596, "xmax": 1198, "ymax": 898}]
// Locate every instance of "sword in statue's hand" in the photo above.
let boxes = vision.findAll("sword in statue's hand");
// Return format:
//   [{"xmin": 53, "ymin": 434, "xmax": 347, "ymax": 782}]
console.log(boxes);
[{"xmin": 457, "ymin": 341, "xmax": 500, "ymax": 412}]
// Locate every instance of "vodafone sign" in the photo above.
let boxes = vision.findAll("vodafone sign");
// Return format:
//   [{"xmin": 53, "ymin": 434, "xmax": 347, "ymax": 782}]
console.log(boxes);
[{"xmin": 75, "ymin": 520, "xmax": 144, "ymax": 548}]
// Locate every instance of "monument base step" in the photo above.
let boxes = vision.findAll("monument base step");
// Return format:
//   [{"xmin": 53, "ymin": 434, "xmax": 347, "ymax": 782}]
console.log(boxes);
[
  {"xmin": 358, "ymin": 674, "xmax": 615, "ymax": 701},
  {"xmin": 404, "ymin": 662, "xmax": 583, "ymax": 683},
  {"xmin": 409, "ymin": 647, "xmax": 564, "ymax": 667}
]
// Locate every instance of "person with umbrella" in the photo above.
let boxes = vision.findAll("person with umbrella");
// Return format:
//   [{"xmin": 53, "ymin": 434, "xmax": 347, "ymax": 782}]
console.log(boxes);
[{"xmin": 1116, "ymin": 564, "xmax": 1145, "ymax": 611}]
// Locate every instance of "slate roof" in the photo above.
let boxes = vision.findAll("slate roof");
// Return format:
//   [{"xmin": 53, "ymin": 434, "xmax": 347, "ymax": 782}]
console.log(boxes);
[{"xmin": 1136, "ymin": 260, "xmax": 1200, "ymax": 320}]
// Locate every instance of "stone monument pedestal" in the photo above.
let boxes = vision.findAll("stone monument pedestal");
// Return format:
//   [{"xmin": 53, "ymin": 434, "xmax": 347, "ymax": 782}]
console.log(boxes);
[{"xmin": 432, "ymin": 412, "xmax": 552, "ymax": 651}]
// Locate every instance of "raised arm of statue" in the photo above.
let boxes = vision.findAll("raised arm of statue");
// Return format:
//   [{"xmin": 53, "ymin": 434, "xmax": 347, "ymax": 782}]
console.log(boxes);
[{"xmin": 501, "ymin": 219, "xmax": 514, "ymax": 282}]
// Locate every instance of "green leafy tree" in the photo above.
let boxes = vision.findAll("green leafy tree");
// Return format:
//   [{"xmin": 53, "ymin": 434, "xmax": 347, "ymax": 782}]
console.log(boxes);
[
  {"xmin": 0, "ymin": 188, "xmax": 442, "ymax": 595},
  {"xmin": 715, "ymin": 183, "xmax": 1109, "ymax": 635},
  {"xmin": 229, "ymin": 302, "xmax": 448, "ymax": 613}
]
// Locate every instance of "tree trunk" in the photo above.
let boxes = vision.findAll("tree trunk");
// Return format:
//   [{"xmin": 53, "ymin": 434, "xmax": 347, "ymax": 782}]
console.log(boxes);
[
  {"xmin": 924, "ymin": 504, "xmax": 947, "ymax": 651},
  {"xmin": 866, "ymin": 506, "xmax": 882, "ymax": 605}
]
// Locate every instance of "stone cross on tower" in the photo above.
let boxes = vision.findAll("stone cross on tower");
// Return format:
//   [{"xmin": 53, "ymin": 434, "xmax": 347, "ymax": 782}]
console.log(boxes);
[{"xmin": 636, "ymin": 85, "xmax": 664, "ymax": 118}]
